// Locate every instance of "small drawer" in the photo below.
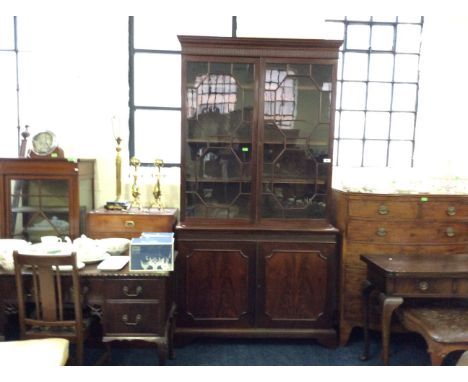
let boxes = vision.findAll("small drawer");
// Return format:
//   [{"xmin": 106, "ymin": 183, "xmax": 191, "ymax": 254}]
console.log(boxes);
[
  {"xmin": 348, "ymin": 198, "xmax": 418, "ymax": 219},
  {"xmin": 104, "ymin": 279, "xmax": 165, "ymax": 299},
  {"xmin": 420, "ymin": 201, "xmax": 468, "ymax": 220},
  {"xmin": 103, "ymin": 300, "xmax": 162, "ymax": 335},
  {"xmin": 392, "ymin": 278, "xmax": 454, "ymax": 296}
]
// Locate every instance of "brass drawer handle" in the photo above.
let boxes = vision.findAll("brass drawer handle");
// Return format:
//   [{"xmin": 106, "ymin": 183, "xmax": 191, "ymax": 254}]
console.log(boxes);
[
  {"xmin": 446, "ymin": 206, "xmax": 456, "ymax": 216},
  {"xmin": 445, "ymin": 227, "xmax": 456, "ymax": 237},
  {"xmin": 418, "ymin": 281, "xmax": 429, "ymax": 291},
  {"xmin": 376, "ymin": 227, "xmax": 387, "ymax": 237},
  {"xmin": 122, "ymin": 314, "xmax": 142, "ymax": 326},
  {"xmin": 378, "ymin": 205, "xmax": 389, "ymax": 215},
  {"xmin": 122, "ymin": 285, "xmax": 143, "ymax": 297},
  {"xmin": 124, "ymin": 220, "xmax": 135, "ymax": 228}
]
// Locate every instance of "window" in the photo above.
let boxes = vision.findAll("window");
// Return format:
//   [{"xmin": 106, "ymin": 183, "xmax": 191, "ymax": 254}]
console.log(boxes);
[
  {"xmin": 330, "ymin": 17, "xmax": 424, "ymax": 167},
  {"xmin": 130, "ymin": 16, "xmax": 423, "ymax": 168},
  {"xmin": 129, "ymin": 16, "xmax": 233, "ymax": 166}
]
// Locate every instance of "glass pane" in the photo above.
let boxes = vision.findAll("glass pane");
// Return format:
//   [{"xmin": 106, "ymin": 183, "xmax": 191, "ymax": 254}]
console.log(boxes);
[
  {"xmin": 186, "ymin": 61, "xmax": 255, "ymax": 141},
  {"xmin": 397, "ymin": 17, "xmax": 423, "ymax": 24},
  {"xmin": 346, "ymin": 25, "xmax": 370, "ymax": 50},
  {"xmin": 394, "ymin": 54, "xmax": 419, "ymax": 82},
  {"xmin": 339, "ymin": 111, "xmax": 365, "ymax": 138},
  {"xmin": 388, "ymin": 140, "xmax": 413, "ymax": 167},
  {"xmin": 390, "ymin": 112, "xmax": 415, "ymax": 139},
  {"xmin": 134, "ymin": 109, "xmax": 181, "ymax": 164},
  {"xmin": 10, "ymin": 179, "xmax": 70, "ymax": 241},
  {"xmin": 342, "ymin": 52, "xmax": 368, "ymax": 81},
  {"xmin": 368, "ymin": 53, "xmax": 394, "ymax": 82},
  {"xmin": 392, "ymin": 84, "xmax": 417, "ymax": 111},
  {"xmin": 341, "ymin": 82, "xmax": 366, "ymax": 109},
  {"xmin": 134, "ymin": 15, "xmax": 232, "ymax": 50},
  {"xmin": 134, "ymin": 53, "xmax": 180, "ymax": 107},
  {"xmin": 371, "ymin": 25, "xmax": 395, "ymax": 51},
  {"xmin": 337, "ymin": 139, "xmax": 363, "ymax": 167},
  {"xmin": 0, "ymin": 16, "xmax": 14, "ymax": 49},
  {"xmin": 367, "ymin": 83, "xmax": 392, "ymax": 111},
  {"xmin": 365, "ymin": 112, "xmax": 390, "ymax": 139},
  {"xmin": 0, "ymin": 52, "xmax": 19, "ymax": 157},
  {"xmin": 396, "ymin": 24, "xmax": 422, "ymax": 53},
  {"xmin": 372, "ymin": 17, "xmax": 397, "ymax": 22},
  {"xmin": 388, "ymin": 141, "xmax": 413, "ymax": 168},
  {"xmin": 186, "ymin": 182, "xmax": 250, "ymax": 219},
  {"xmin": 363, "ymin": 140, "xmax": 388, "ymax": 167}
]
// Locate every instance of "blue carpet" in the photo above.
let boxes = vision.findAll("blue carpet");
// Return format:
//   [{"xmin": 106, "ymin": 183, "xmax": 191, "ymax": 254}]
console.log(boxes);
[{"xmin": 79, "ymin": 329, "xmax": 463, "ymax": 366}]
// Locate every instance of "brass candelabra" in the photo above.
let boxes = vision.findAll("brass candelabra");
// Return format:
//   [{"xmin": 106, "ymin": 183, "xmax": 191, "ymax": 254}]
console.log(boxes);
[
  {"xmin": 130, "ymin": 156, "xmax": 141, "ymax": 209},
  {"xmin": 151, "ymin": 159, "xmax": 164, "ymax": 209}
]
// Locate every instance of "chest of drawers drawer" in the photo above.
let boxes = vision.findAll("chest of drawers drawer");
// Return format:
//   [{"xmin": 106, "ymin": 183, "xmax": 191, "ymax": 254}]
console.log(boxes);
[
  {"xmin": 347, "ymin": 221, "xmax": 468, "ymax": 243},
  {"xmin": 103, "ymin": 300, "xmax": 163, "ymax": 335},
  {"xmin": 104, "ymin": 279, "xmax": 165, "ymax": 299},
  {"xmin": 348, "ymin": 198, "xmax": 418, "ymax": 219}
]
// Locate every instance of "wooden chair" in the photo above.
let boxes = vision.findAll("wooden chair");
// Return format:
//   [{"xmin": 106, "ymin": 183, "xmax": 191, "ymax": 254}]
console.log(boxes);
[
  {"xmin": 396, "ymin": 301, "xmax": 468, "ymax": 366},
  {"xmin": 13, "ymin": 250, "xmax": 88, "ymax": 365}
]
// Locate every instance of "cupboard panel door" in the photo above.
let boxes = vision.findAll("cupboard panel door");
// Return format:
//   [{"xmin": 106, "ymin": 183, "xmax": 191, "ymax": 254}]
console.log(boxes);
[
  {"xmin": 257, "ymin": 242, "xmax": 337, "ymax": 328},
  {"xmin": 176, "ymin": 241, "xmax": 256, "ymax": 328}
]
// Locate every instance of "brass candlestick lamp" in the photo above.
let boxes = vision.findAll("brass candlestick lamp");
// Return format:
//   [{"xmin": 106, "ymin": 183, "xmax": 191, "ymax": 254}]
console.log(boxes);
[
  {"xmin": 106, "ymin": 116, "xmax": 130, "ymax": 210},
  {"xmin": 150, "ymin": 159, "xmax": 164, "ymax": 209},
  {"xmin": 130, "ymin": 156, "xmax": 142, "ymax": 210}
]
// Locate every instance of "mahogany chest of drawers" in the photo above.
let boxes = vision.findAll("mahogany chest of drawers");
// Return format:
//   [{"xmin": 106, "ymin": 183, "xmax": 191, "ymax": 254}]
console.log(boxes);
[{"xmin": 332, "ymin": 189, "xmax": 468, "ymax": 345}]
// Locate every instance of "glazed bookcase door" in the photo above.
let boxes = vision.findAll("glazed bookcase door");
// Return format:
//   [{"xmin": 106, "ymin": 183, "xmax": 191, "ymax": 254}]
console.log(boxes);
[
  {"xmin": 261, "ymin": 62, "xmax": 334, "ymax": 220},
  {"xmin": 183, "ymin": 59, "xmax": 256, "ymax": 221}
]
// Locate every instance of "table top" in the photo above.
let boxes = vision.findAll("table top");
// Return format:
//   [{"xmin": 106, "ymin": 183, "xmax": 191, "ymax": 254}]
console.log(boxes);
[{"xmin": 360, "ymin": 253, "xmax": 468, "ymax": 277}]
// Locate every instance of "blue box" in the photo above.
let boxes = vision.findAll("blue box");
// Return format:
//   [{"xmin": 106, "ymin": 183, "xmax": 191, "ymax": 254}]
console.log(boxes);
[{"xmin": 129, "ymin": 235, "xmax": 174, "ymax": 272}]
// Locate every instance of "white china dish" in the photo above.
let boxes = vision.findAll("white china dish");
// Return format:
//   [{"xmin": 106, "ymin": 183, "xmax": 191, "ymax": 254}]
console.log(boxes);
[
  {"xmin": 97, "ymin": 238, "xmax": 130, "ymax": 256},
  {"xmin": 0, "ymin": 239, "xmax": 31, "ymax": 270}
]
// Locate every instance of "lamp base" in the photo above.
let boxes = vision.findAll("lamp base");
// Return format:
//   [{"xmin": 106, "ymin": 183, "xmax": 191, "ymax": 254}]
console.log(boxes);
[{"xmin": 105, "ymin": 200, "xmax": 130, "ymax": 211}]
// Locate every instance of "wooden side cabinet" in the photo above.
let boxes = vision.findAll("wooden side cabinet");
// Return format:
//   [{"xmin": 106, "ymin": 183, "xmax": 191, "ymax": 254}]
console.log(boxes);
[
  {"xmin": 86, "ymin": 208, "xmax": 177, "ymax": 239},
  {"xmin": 0, "ymin": 158, "xmax": 94, "ymax": 241}
]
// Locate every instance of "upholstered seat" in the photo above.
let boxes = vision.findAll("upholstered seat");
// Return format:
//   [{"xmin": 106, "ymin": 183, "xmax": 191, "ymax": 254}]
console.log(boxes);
[
  {"xmin": 397, "ymin": 302, "xmax": 468, "ymax": 366},
  {"xmin": 0, "ymin": 338, "xmax": 69, "ymax": 366},
  {"xmin": 457, "ymin": 351, "xmax": 468, "ymax": 366}
]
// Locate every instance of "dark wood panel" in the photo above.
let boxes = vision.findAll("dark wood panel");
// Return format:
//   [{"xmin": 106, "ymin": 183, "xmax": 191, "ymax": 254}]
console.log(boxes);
[
  {"xmin": 176, "ymin": 241, "xmax": 256, "ymax": 328},
  {"xmin": 257, "ymin": 242, "xmax": 337, "ymax": 329}
]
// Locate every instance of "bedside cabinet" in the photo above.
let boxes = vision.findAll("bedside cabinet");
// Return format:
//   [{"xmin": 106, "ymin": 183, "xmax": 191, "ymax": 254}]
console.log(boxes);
[{"xmin": 86, "ymin": 208, "xmax": 177, "ymax": 239}]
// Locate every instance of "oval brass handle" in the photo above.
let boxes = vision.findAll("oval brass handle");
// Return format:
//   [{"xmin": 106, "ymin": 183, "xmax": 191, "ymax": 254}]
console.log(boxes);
[
  {"xmin": 124, "ymin": 220, "xmax": 135, "ymax": 228},
  {"xmin": 445, "ymin": 227, "xmax": 455, "ymax": 237},
  {"xmin": 376, "ymin": 227, "xmax": 387, "ymax": 237},
  {"xmin": 122, "ymin": 285, "xmax": 143, "ymax": 297},
  {"xmin": 378, "ymin": 205, "xmax": 389, "ymax": 215},
  {"xmin": 122, "ymin": 314, "xmax": 142, "ymax": 326},
  {"xmin": 418, "ymin": 281, "xmax": 429, "ymax": 291},
  {"xmin": 446, "ymin": 206, "xmax": 456, "ymax": 216}
]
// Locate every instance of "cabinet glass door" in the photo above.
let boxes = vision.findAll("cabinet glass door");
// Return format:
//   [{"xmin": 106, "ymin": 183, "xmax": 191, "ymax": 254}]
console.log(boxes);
[
  {"xmin": 261, "ymin": 63, "xmax": 333, "ymax": 219},
  {"xmin": 9, "ymin": 178, "xmax": 70, "ymax": 242},
  {"xmin": 184, "ymin": 61, "xmax": 255, "ymax": 219}
]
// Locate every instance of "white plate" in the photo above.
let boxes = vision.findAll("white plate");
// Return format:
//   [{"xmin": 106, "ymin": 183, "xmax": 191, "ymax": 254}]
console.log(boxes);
[
  {"xmin": 54, "ymin": 262, "xmax": 85, "ymax": 271},
  {"xmin": 97, "ymin": 256, "xmax": 129, "ymax": 271},
  {"xmin": 79, "ymin": 252, "xmax": 110, "ymax": 264}
]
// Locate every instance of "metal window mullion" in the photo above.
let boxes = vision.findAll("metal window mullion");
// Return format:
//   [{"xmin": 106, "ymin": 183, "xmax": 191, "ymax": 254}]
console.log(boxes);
[
  {"xmin": 361, "ymin": 23, "xmax": 373, "ymax": 167},
  {"xmin": 128, "ymin": 16, "xmax": 136, "ymax": 160},
  {"xmin": 385, "ymin": 22, "xmax": 398, "ymax": 167}
]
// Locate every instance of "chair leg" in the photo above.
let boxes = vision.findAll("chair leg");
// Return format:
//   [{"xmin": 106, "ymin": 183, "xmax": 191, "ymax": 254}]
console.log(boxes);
[{"xmin": 429, "ymin": 352, "xmax": 444, "ymax": 366}]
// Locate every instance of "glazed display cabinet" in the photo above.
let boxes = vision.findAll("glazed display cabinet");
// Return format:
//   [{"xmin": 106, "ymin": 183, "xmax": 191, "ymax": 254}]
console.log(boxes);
[
  {"xmin": 0, "ymin": 158, "xmax": 94, "ymax": 242},
  {"xmin": 176, "ymin": 36, "xmax": 342, "ymax": 345}
]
